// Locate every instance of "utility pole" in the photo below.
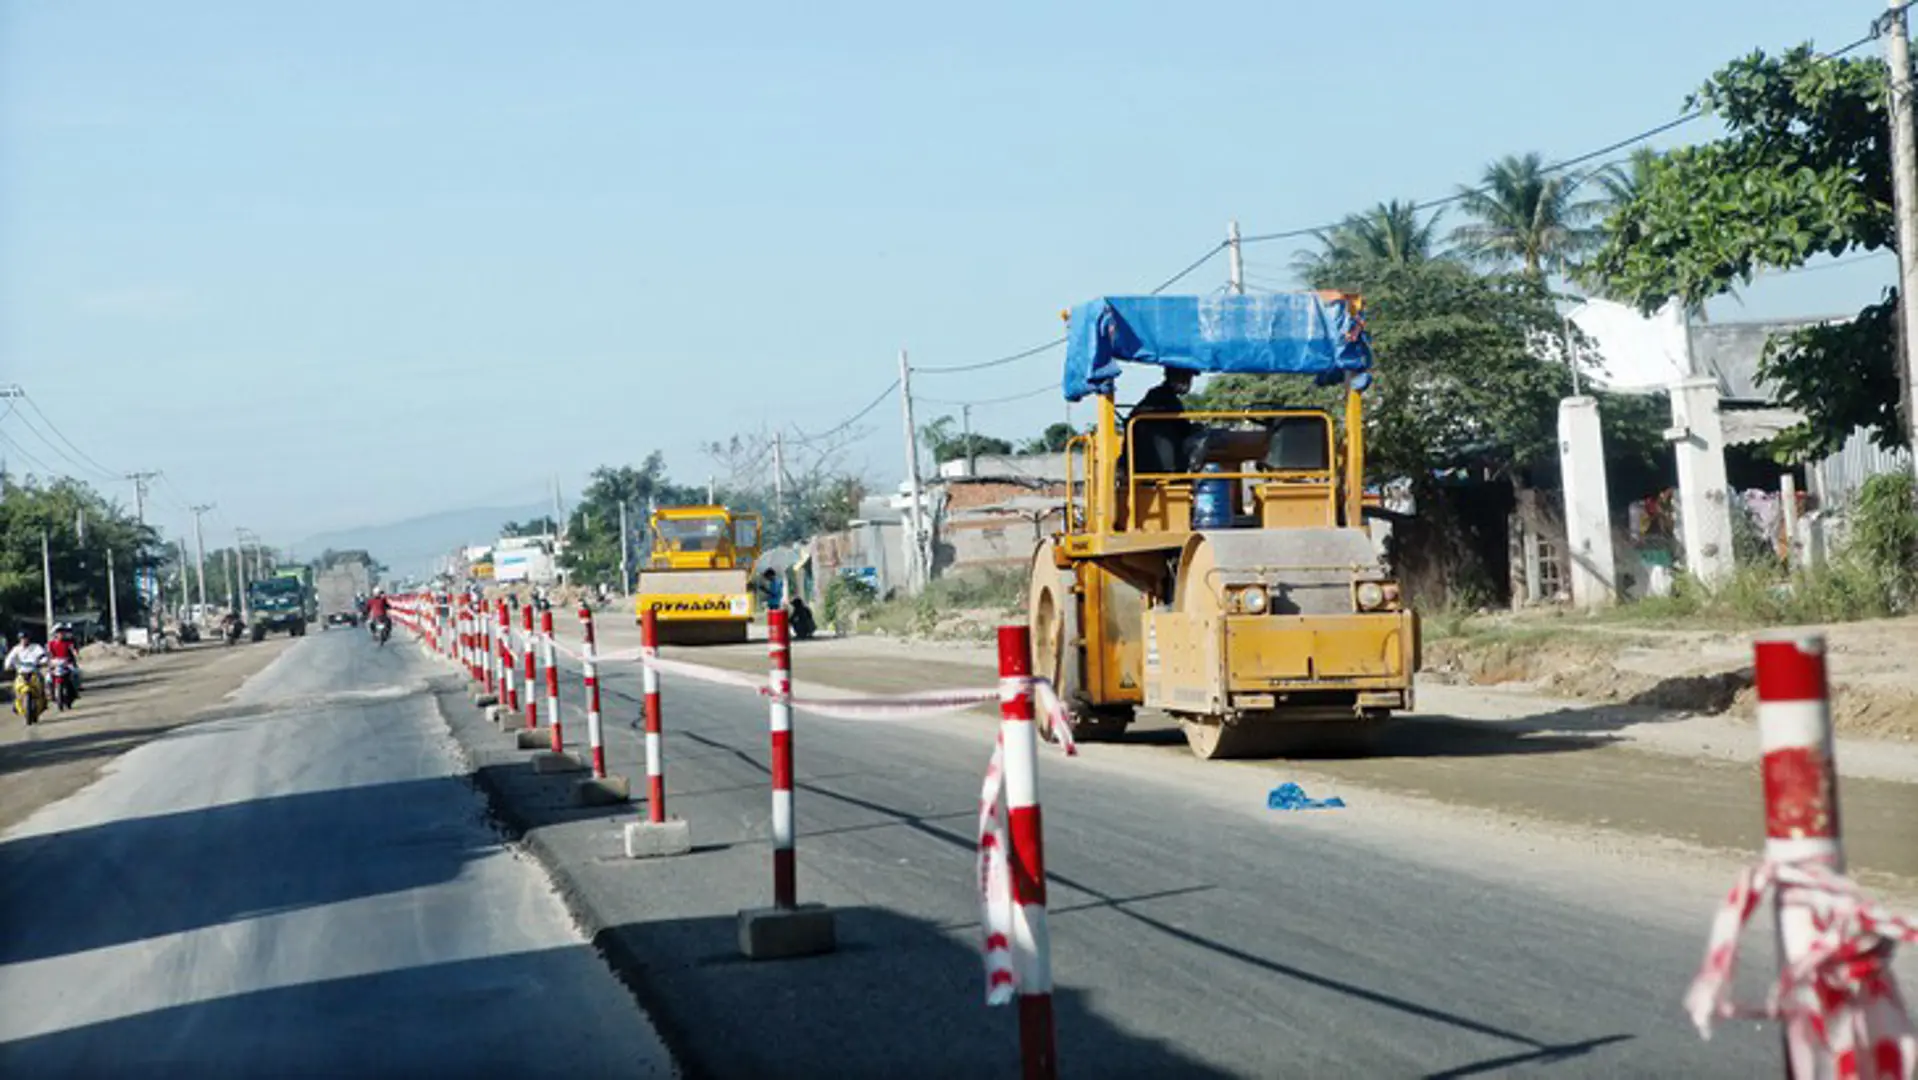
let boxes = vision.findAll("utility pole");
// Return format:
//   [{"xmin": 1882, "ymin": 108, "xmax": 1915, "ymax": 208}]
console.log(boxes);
[
  {"xmin": 41, "ymin": 530, "xmax": 55, "ymax": 637},
  {"xmin": 1227, "ymin": 219, "xmax": 1245, "ymax": 295},
  {"xmin": 189, "ymin": 504, "xmax": 213, "ymax": 614},
  {"xmin": 125, "ymin": 470, "xmax": 159, "ymax": 631},
  {"xmin": 106, "ymin": 546, "xmax": 121, "ymax": 641},
  {"xmin": 618, "ymin": 501, "xmax": 633, "ymax": 596},
  {"xmin": 962, "ymin": 404, "xmax": 976, "ymax": 477},
  {"xmin": 897, "ymin": 349, "xmax": 927, "ymax": 592},
  {"xmin": 1885, "ymin": 0, "xmax": 1918, "ymax": 472},
  {"xmin": 223, "ymin": 548, "xmax": 236, "ymax": 610},
  {"xmin": 707, "ymin": 475, "xmax": 716, "ymax": 504},
  {"xmin": 235, "ymin": 528, "xmax": 253, "ymax": 624},
  {"xmin": 178, "ymin": 538, "xmax": 191, "ymax": 622},
  {"xmin": 550, "ymin": 475, "xmax": 564, "ymax": 539},
  {"xmin": 772, "ymin": 430, "xmax": 786, "ymax": 518}
]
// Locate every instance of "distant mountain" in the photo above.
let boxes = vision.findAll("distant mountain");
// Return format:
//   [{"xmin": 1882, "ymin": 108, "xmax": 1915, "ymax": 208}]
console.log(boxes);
[{"xmin": 294, "ymin": 502, "xmax": 549, "ymax": 580}]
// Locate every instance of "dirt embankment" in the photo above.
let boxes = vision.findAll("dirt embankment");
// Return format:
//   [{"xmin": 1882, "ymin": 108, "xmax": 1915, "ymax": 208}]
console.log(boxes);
[{"xmin": 1423, "ymin": 615, "xmax": 1918, "ymax": 741}]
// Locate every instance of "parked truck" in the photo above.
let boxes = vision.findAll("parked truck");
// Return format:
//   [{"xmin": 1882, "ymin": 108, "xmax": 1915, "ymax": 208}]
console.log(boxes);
[{"xmin": 315, "ymin": 559, "xmax": 373, "ymax": 629}]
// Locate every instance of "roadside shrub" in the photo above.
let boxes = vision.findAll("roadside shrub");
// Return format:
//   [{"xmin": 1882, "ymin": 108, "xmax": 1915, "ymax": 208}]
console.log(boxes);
[
  {"xmin": 1849, "ymin": 472, "xmax": 1918, "ymax": 609},
  {"xmin": 821, "ymin": 575, "xmax": 877, "ymax": 633}
]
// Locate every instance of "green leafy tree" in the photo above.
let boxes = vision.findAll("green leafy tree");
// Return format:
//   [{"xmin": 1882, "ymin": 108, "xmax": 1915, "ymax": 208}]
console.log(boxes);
[
  {"xmin": 500, "ymin": 516, "xmax": 558, "ymax": 538},
  {"xmin": 919, "ymin": 416, "xmax": 1014, "ymax": 464},
  {"xmin": 1293, "ymin": 199, "xmax": 1449, "ymax": 283},
  {"xmin": 1452, "ymin": 152, "xmax": 1609, "ymax": 274},
  {"xmin": 1018, "ymin": 422, "xmax": 1077, "ymax": 454},
  {"xmin": 1588, "ymin": 45, "xmax": 1902, "ymax": 456},
  {"xmin": 0, "ymin": 474, "xmax": 160, "ymax": 634},
  {"xmin": 559, "ymin": 455, "xmax": 702, "ymax": 586}
]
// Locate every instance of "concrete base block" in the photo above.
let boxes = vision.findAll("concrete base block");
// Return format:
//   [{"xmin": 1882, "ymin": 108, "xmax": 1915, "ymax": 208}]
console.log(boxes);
[
  {"xmin": 623, "ymin": 819, "xmax": 692, "ymax": 859},
  {"xmin": 531, "ymin": 750, "xmax": 584, "ymax": 774},
  {"xmin": 484, "ymin": 705, "xmax": 502, "ymax": 725},
  {"xmin": 473, "ymin": 693, "xmax": 498, "ymax": 708},
  {"xmin": 515, "ymin": 728, "xmax": 551, "ymax": 750},
  {"xmin": 737, "ymin": 904, "xmax": 837, "ymax": 961},
  {"xmin": 572, "ymin": 775, "xmax": 631, "ymax": 807}
]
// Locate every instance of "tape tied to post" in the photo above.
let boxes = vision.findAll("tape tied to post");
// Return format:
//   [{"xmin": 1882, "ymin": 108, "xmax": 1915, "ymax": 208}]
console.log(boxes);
[{"xmin": 1685, "ymin": 859, "xmax": 1918, "ymax": 1079}]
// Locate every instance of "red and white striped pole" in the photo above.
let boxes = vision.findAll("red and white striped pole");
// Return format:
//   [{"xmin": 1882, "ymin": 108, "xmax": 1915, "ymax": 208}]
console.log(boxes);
[
  {"xmin": 542, "ymin": 604, "xmax": 563, "ymax": 753},
  {"xmin": 768, "ymin": 608, "xmax": 797, "ymax": 908},
  {"xmin": 998, "ymin": 625, "xmax": 1057, "ymax": 1080},
  {"xmin": 1755, "ymin": 631, "xmax": 1843, "ymax": 1077},
  {"xmin": 482, "ymin": 599, "xmax": 496, "ymax": 696},
  {"xmin": 521, "ymin": 600, "xmax": 538, "ymax": 730},
  {"xmin": 498, "ymin": 598, "xmax": 515, "ymax": 716},
  {"xmin": 642, "ymin": 608, "xmax": 667, "ymax": 823},
  {"xmin": 580, "ymin": 603, "xmax": 606, "ymax": 778}
]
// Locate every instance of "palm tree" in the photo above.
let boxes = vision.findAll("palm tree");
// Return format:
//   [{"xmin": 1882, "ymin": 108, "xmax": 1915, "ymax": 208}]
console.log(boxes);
[
  {"xmin": 1591, "ymin": 146, "xmax": 1661, "ymax": 210},
  {"xmin": 1450, "ymin": 152, "xmax": 1609, "ymax": 275},
  {"xmin": 1292, "ymin": 199, "xmax": 1448, "ymax": 285}
]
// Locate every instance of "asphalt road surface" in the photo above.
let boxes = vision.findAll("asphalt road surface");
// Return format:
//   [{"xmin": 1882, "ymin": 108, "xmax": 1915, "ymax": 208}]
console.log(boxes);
[
  {"xmin": 0, "ymin": 629, "xmax": 673, "ymax": 1078},
  {"xmin": 516, "ymin": 624, "xmax": 1918, "ymax": 1079}
]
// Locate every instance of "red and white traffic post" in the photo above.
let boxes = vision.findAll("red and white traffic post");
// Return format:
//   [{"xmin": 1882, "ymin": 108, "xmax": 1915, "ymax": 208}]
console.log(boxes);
[
  {"xmin": 642, "ymin": 609, "xmax": 667, "ymax": 819},
  {"xmin": 521, "ymin": 600, "xmax": 538, "ymax": 729},
  {"xmin": 769, "ymin": 609, "xmax": 797, "ymax": 906},
  {"xmin": 1757, "ymin": 631, "xmax": 1843, "ymax": 1078},
  {"xmin": 623, "ymin": 607, "xmax": 691, "ymax": 857},
  {"xmin": 572, "ymin": 602, "xmax": 631, "ymax": 806},
  {"xmin": 542, "ymin": 604, "xmax": 562, "ymax": 753},
  {"xmin": 496, "ymin": 598, "xmax": 515, "ymax": 723},
  {"xmin": 999, "ymin": 625, "xmax": 1057, "ymax": 1080},
  {"xmin": 736, "ymin": 608, "xmax": 834, "ymax": 957}
]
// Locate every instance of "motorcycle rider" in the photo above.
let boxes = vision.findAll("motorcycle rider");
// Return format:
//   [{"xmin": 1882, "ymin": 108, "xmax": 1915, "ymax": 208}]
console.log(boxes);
[
  {"xmin": 46, "ymin": 623, "xmax": 81, "ymax": 699},
  {"xmin": 365, "ymin": 588, "xmax": 391, "ymax": 636},
  {"xmin": 4, "ymin": 631, "xmax": 48, "ymax": 676}
]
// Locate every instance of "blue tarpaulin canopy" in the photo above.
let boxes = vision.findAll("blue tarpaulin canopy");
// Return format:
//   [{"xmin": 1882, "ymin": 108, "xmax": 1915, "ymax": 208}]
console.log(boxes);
[{"xmin": 1062, "ymin": 293, "xmax": 1372, "ymax": 402}]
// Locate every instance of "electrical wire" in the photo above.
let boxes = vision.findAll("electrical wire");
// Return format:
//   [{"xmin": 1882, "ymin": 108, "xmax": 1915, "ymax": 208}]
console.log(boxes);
[
  {"xmin": 1239, "ymin": 23, "xmax": 1889, "ymax": 250},
  {"xmin": 916, "ymin": 381, "xmax": 1057, "ymax": 408},
  {"xmin": 0, "ymin": 427, "xmax": 61, "ymax": 477},
  {"xmin": 791, "ymin": 378, "xmax": 899, "ymax": 445},
  {"xmin": 21, "ymin": 393, "xmax": 120, "ymax": 480},
  {"xmin": 914, "ymin": 336, "xmax": 1065, "ymax": 374},
  {"xmin": 1147, "ymin": 242, "xmax": 1227, "ymax": 293},
  {"xmin": 7, "ymin": 408, "xmax": 118, "ymax": 482}
]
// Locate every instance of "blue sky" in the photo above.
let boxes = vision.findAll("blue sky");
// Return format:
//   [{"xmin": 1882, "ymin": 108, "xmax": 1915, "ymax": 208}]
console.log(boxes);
[{"xmin": 0, "ymin": 0, "xmax": 1897, "ymax": 546}]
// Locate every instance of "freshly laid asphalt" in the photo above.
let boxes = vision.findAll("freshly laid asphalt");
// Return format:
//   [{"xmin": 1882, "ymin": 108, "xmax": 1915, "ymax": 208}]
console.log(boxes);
[
  {"xmin": 444, "ymin": 619, "xmax": 1876, "ymax": 1079},
  {"xmin": 0, "ymin": 629, "xmax": 673, "ymax": 1079}
]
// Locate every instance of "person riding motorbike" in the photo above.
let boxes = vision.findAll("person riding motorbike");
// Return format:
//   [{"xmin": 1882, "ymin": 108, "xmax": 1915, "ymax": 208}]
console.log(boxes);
[
  {"xmin": 365, "ymin": 588, "xmax": 392, "ymax": 641},
  {"xmin": 6, "ymin": 632, "xmax": 49, "ymax": 722},
  {"xmin": 46, "ymin": 623, "xmax": 81, "ymax": 702},
  {"xmin": 220, "ymin": 609, "xmax": 244, "ymax": 644}
]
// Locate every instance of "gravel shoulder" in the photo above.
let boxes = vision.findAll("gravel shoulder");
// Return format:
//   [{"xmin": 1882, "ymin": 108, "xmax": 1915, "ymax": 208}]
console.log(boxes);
[{"xmin": 0, "ymin": 638, "xmax": 295, "ymax": 833}]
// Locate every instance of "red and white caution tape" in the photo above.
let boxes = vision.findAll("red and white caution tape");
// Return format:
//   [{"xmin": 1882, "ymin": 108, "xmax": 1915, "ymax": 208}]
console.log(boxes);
[{"xmin": 1686, "ymin": 860, "xmax": 1918, "ymax": 1080}]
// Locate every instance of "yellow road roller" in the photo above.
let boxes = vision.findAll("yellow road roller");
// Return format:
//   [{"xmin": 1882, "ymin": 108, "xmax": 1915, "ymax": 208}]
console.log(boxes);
[
  {"xmin": 635, "ymin": 504, "xmax": 763, "ymax": 645},
  {"xmin": 1028, "ymin": 292, "xmax": 1418, "ymax": 759}
]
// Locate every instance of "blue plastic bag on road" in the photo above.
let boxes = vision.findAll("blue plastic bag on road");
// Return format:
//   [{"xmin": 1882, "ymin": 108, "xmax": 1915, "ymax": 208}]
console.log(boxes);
[{"xmin": 1267, "ymin": 782, "xmax": 1345, "ymax": 810}]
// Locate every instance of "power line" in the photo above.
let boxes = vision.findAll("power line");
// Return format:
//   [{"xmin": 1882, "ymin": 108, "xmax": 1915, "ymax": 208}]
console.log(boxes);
[
  {"xmin": 21, "ymin": 393, "xmax": 120, "ymax": 480},
  {"xmin": 792, "ymin": 378, "xmax": 899, "ymax": 445},
  {"xmin": 1239, "ymin": 26, "xmax": 1887, "ymax": 251},
  {"xmin": 914, "ymin": 335, "xmax": 1065, "ymax": 374},
  {"xmin": 1148, "ymin": 242, "xmax": 1227, "ymax": 293},
  {"xmin": 917, "ymin": 381, "xmax": 1057, "ymax": 408},
  {"xmin": 6, "ymin": 408, "xmax": 118, "ymax": 482},
  {"xmin": 0, "ymin": 428, "xmax": 60, "ymax": 477}
]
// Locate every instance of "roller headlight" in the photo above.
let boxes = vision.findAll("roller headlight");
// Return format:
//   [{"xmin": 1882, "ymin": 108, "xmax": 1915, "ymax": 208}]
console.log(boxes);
[
  {"xmin": 1235, "ymin": 584, "xmax": 1269, "ymax": 614},
  {"xmin": 1355, "ymin": 582, "xmax": 1386, "ymax": 611}
]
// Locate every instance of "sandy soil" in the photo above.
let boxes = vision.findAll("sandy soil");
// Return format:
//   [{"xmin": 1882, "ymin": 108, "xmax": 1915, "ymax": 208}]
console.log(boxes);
[
  {"xmin": 1425, "ymin": 614, "xmax": 1918, "ymax": 742},
  {"xmin": 0, "ymin": 638, "xmax": 294, "ymax": 832}
]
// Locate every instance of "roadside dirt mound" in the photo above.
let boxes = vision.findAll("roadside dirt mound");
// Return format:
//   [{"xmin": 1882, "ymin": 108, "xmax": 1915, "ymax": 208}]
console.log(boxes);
[{"xmin": 1424, "ymin": 620, "xmax": 1918, "ymax": 741}]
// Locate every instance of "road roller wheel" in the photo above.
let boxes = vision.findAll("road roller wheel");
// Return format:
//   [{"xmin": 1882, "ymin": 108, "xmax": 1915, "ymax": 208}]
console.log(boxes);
[
  {"xmin": 1179, "ymin": 717, "xmax": 1276, "ymax": 760},
  {"xmin": 1028, "ymin": 541, "xmax": 1130, "ymax": 743}
]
